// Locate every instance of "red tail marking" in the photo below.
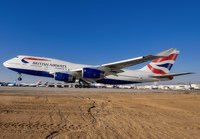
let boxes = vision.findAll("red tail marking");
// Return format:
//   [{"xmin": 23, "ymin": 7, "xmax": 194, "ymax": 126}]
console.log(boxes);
[
  {"xmin": 147, "ymin": 64, "xmax": 166, "ymax": 74},
  {"xmin": 153, "ymin": 53, "xmax": 178, "ymax": 63}
]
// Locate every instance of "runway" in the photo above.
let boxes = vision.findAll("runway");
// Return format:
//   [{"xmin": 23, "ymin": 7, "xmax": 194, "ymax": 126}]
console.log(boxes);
[
  {"xmin": 1, "ymin": 86, "xmax": 200, "ymax": 93},
  {"xmin": 0, "ymin": 87, "xmax": 200, "ymax": 138}
]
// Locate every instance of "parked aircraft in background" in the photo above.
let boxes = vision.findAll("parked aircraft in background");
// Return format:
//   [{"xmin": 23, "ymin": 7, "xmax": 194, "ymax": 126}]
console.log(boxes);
[
  {"xmin": 3, "ymin": 48, "xmax": 193, "ymax": 88},
  {"xmin": 0, "ymin": 82, "xmax": 7, "ymax": 86},
  {"xmin": 20, "ymin": 80, "xmax": 42, "ymax": 87},
  {"xmin": 119, "ymin": 85, "xmax": 135, "ymax": 89},
  {"xmin": 7, "ymin": 80, "xmax": 17, "ymax": 86}
]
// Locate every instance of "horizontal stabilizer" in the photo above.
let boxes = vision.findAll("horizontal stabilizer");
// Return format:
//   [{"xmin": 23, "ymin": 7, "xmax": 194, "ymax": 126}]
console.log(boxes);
[{"xmin": 150, "ymin": 72, "xmax": 194, "ymax": 78}]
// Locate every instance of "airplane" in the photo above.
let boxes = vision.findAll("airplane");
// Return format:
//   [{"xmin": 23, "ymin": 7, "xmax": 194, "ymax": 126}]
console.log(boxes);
[
  {"xmin": 3, "ymin": 48, "xmax": 193, "ymax": 88},
  {"xmin": 118, "ymin": 85, "xmax": 135, "ymax": 89},
  {"xmin": 7, "ymin": 80, "xmax": 17, "ymax": 86},
  {"xmin": 19, "ymin": 80, "xmax": 42, "ymax": 87},
  {"xmin": 0, "ymin": 81, "xmax": 7, "ymax": 86}
]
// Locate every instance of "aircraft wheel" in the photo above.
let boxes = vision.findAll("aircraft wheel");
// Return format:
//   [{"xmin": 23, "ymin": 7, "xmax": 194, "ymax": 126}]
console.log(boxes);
[
  {"xmin": 79, "ymin": 85, "xmax": 82, "ymax": 88},
  {"xmin": 18, "ymin": 77, "xmax": 22, "ymax": 81},
  {"xmin": 75, "ymin": 85, "xmax": 79, "ymax": 88}
]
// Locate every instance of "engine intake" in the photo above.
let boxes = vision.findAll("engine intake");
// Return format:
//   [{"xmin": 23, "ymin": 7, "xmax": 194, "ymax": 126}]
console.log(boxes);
[
  {"xmin": 54, "ymin": 72, "xmax": 75, "ymax": 83},
  {"xmin": 82, "ymin": 68, "xmax": 104, "ymax": 78}
]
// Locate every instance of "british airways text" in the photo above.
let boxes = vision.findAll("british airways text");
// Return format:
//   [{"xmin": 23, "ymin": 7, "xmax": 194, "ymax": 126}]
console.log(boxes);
[{"xmin": 32, "ymin": 62, "xmax": 67, "ymax": 68}]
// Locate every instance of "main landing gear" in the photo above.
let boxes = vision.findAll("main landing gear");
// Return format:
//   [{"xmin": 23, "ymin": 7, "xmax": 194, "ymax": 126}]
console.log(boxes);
[
  {"xmin": 75, "ymin": 79, "xmax": 90, "ymax": 88},
  {"xmin": 18, "ymin": 73, "xmax": 22, "ymax": 81}
]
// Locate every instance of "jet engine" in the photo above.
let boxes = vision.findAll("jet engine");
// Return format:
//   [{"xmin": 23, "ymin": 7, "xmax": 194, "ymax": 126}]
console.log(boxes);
[
  {"xmin": 54, "ymin": 72, "xmax": 75, "ymax": 83},
  {"xmin": 82, "ymin": 68, "xmax": 104, "ymax": 78}
]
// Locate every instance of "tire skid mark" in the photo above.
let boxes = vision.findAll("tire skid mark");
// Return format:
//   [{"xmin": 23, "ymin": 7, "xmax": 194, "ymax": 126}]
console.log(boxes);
[
  {"xmin": 45, "ymin": 131, "xmax": 59, "ymax": 139},
  {"xmin": 87, "ymin": 101, "xmax": 96, "ymax": 124},
  {"xmin": 0, "ymin": 122, "xmax": 82, "ymax": 131},
  {"xmin": 79, "ymin": 106, "xmax": 86, "ymax": 122},
  {"xmin": 46, "ymin": 96, "xmax": 67, "ymax": 126}
]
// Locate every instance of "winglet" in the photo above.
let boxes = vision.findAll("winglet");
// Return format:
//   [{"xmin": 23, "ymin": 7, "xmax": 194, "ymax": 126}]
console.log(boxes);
[{"xmin": 154, "ymin": 48, "xmax": 177, "ymax": 57}]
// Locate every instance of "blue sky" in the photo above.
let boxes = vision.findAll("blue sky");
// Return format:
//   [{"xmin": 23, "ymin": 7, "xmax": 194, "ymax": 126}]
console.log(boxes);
[{"xmin": 0, "ymin": 0, "xmax": 199, "ymax": 84}]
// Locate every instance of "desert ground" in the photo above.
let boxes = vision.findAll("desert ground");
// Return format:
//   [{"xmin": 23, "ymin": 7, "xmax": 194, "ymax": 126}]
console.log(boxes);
[{"xmin": 0, "ymin": 87, "xmax": 200, "ymax": 139}]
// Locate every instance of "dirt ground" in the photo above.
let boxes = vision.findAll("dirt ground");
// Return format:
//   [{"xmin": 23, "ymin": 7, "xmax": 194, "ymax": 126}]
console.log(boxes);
[{"xmin": 0, "ymin": 89, "xmax": 200, "ymax": 139}]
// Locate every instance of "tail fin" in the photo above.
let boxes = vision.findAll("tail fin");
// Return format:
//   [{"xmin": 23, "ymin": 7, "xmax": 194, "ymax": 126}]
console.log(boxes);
[
  {"xmin": 14, "ymin": 80, "xmax": 17, "ymax": 85},
  {"xmin": 140, "ymin": 49, "xmax": 179, "ymax": 74},
  {"xmin": 37, "ymin": 80, "xmax": 42, "ymax": 85}
]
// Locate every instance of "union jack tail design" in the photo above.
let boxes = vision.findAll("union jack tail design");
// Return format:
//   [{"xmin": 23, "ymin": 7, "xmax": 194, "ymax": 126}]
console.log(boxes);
[{"xmin": 141, "ymin": 50, "xmax": 179, "ymax": 74}]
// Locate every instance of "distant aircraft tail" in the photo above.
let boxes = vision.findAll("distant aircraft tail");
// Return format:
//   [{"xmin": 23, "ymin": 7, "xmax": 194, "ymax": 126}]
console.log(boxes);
[
  {"xmin": 37, "ymin": 80, "xmax": 42, "ymax": 85},
  {"xmin": 13, "ymin": 80, "xmax": 17, "ymax": 85},
  {"xmin": 140, "ymin": 49, "xmax": 179, "ymax": 74}
]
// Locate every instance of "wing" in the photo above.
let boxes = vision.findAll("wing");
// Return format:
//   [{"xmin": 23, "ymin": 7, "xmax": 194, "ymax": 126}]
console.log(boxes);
[
  {"xmin": 101, "ymin": 48, "xmax": 177, "ymax": 70},
  {"xmin": 68, "ymin": 48, "xmax": 178, "ymax": 78}
]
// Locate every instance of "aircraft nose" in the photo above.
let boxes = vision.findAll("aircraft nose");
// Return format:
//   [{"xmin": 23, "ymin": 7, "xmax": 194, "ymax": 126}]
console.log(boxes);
[
  {"xmin": 3, "ymin": 60, "xmax": 10, "ymax": 67},
  {"xmin": 3, "ymin": 61, "xmax": 7, "ymax": 67}
]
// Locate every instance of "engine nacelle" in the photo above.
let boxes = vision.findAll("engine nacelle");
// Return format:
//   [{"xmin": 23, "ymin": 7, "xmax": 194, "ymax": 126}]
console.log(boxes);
[
  {"xmin": 82, "ymin": 68, "xmax": 104, "ymax": 78},
  {"xmin": 54, "ymin": 72, "xmax": 75, "ymax": 83}
]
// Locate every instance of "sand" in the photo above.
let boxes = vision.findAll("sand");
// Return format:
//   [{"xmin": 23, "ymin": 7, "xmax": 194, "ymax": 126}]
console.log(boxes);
[{"xmin": 0, "ymin": 88, "xmax": 200, "ymax": 139}]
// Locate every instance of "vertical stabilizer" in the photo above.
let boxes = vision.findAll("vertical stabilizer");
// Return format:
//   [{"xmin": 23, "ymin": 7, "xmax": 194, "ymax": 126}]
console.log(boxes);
[
  {"xmin": 140, "ymin": 49, "xmax": 179, "ymax": 74},
  {"xmin": 14, "ymin": 80, "xmax": 17, "ymax": 85},
  {"xmin": 37, "ymin": 80, "xmax": 42, "ymax": 85}
]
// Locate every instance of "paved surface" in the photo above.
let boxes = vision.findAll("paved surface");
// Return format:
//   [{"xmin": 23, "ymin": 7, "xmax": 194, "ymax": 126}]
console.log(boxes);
[{"xmin": 0, "ymin": 86, "xmax": 200, "ymax": 93}]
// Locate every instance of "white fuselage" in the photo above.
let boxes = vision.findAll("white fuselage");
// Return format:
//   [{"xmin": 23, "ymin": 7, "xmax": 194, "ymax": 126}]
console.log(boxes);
[{"xmin": 3, "ymin": 55, "xmax": 169, "ymax": 84}]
